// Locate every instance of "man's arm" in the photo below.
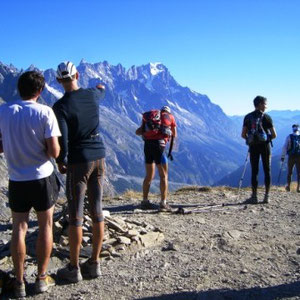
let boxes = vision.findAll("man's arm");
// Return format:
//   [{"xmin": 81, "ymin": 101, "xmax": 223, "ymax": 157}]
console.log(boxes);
[
  {"xmin": 45, "ymin": 136, "xmax": 60, "ymax": 158},
  {"xmin": 281, "ymin": 135, "xmax": 290, "ymax": 161},
  {"xmin": 270, "ymin": 127, "xmax": 277, "ymax": 139},
  {"xmin": 53, "ymin": 105, "xmax": 68, "ymax": 172},
  {"xmin": 96, "ymin": 84, "xmax": 106, "ymax": 100},
  {"xmin": 241, "ymin": 126, "xmax": 248, "ymax": 139},
  {"xmin": 136, "ymin": 126, "xmax": 143, "ymax": 136},
  {"xmin": 172, "ymin": 126, "xmax": 177, "ymax": 138}
]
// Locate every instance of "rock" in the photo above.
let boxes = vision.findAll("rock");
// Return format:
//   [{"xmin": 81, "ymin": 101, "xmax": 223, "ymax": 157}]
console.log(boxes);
[
  {"xmin": 24, "ymin": 264, "xmax": 36, "ymax": 278},
  {"xmin": 47, "ymin": 256, "xmax": 64, "ymax": 271},
  {"xmin": 140, "ymin": 228, "xmax": 148, "ymax": 234},
  {"xmin": 111, "ymin": 251, "xmax": 122, "ymax": 258},
  {"xmin": 105, "ymin": 217, "xmax": 127, "ymax": 233},
  {"xmin": 131, "ymin": 236, "xmax": 140, "ymax": 242},
  {"xmin": 80, "ymin": 246, "xmax": 92, "ymax": 258},
  {"xmin": 59, "ymin": 236, "xmax": 69, "ymax": 247},
  {"xmin": 140, "ymin": 232, "xmax": 164, "ymax": 248},
  {"xmin": 226, "ymin": 230, "xmax": 242, "ymax": 240},
  {"xmin": 117, "ymin": 236, "xmax": 131, "ymax": 245},
  {"xmin": 241, "ymin": 269, "xmax": 248, "ymax": 274},
  {"xmin": 197, "ymin": 218, "xmax": 206, "ymax": 224},
  {"xmin": 53, "ymin": 221, "xmax": 63, "ymax": 235},
  {"xmin": 104, "ymin": 238, "xmax": 118, "ymax": 246},
  {"xmin": 82, "ymin": 236, "xmax": 90, "ymax": 245},
  {"xmin": 126, "ymin": 230, "xmax": 139, "ymax": 237},
  {"xmin": 100, "ymin": 250, "xmax": 111, "ymax": 257},
  {"xmin": 115, "ymin": 245, "xmax": 126, "ymax": 252},
  {"xmin": 103, "ymin": 210, "xmax": 110, "ymax": 218},
  {"xmin": 162, "ymin": 242, "xmax": 178, "ymax": 251}
]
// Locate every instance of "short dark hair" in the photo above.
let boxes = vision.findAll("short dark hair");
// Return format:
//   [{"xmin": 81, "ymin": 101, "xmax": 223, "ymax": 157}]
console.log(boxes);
[
  {"xmin": 18, "ymin": 71, "xmax": 45, "ymax": 100},
  {"xmin": 253, "ymin": 96, "xmax": 267, "ymax": 108}
]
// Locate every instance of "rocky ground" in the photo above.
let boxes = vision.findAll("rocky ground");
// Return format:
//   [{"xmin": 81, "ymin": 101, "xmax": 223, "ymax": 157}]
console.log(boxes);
[{"xmin": 0, "ymin": 185, "xmax": 300, "ymax": 300}]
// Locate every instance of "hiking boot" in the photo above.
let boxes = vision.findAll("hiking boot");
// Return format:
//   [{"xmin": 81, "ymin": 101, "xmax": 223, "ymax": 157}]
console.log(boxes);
[
  {"xmin": 263, "ymin": 193, "xmax": 269, "ymax": 204},
  {"xmin": 57, "ymin": 264, "xmax": 82, "ymax": 283},
  {"xmin": 81, "ymin": 259, "xmax": 101, "ymax": 278},
  {"xmin": 140, "ymin": 200, "xmax": 156, "ymax": 210},
  {"xmin": 285, "ymin": 185, "xmax": 290, "ymax": 192},
  {"xmin": 159, "ymin": 203, "xmax": 172, "ymax": 212},
  {"xmin": 35, "ymin": 275, "xmax": 55, "ymax": 293},
  {"xmin": 13, "ymin": 280, "xmax": 26, "ymax": 298}
]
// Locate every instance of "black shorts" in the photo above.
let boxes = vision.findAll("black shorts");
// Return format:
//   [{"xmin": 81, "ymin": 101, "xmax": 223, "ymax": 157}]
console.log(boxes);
[
  {"xmin": 9, "ymin": 172, "xmax": 60, "ymax": 213},
  {"xmin": 144, "ymin": 140, "xmax": 167, "ymax": 165}
]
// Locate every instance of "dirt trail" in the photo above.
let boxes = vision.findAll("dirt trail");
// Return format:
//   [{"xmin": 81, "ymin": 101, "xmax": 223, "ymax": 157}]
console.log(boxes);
[{"xmin": 1, "ymin": 186, "xmax": 300, "ymax": 300}]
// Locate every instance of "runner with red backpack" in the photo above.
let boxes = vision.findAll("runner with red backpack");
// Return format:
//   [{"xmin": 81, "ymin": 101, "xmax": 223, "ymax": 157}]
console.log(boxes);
[{"xmin": 136, "ymin": 106, "xmax": 177, "ymax": 211}]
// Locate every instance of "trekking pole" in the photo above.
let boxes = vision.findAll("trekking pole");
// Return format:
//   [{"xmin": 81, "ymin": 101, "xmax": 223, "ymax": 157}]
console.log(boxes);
[
  {"xmin": 277, "ymin": 158, "xmax": 284, "ymax": 185},
  {"xmin": 237, "ymin": 150, "xmax": 250, "ymax": 201}
]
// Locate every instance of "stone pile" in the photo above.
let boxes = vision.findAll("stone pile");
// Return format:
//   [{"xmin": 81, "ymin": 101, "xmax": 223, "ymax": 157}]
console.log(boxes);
[
  {"xmin": 0, "ymin": 206, "xmax": 165, "ymax": 272},
  {"xmin": 53, "ymin": 211, "xmax": 165, "ymax": 260}
]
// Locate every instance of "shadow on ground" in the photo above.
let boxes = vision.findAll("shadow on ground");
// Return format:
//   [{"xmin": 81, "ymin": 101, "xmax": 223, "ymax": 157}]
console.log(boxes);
[
  {"xmin": 136, "ymin": 281, "xmax": 300, "ymax": 300},
  {"xmin": 104, "ymin": 201, "xmax": 250, "ymax": 215}
]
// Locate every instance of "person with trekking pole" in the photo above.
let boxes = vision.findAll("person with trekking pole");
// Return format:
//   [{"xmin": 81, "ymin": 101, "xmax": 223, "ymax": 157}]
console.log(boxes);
[
  {"xmin": 281, "ymin": 124, "xmax": 300, "ymax": 192},
  {"xmin": 136, "ymin": 106, "xmax": 177, "ymax": 212},
  {"xmin": 241, "ymin": 96, "xmax": 277, "ymax": 204},
  {"xmin": 53, "ymin": 61, "xmax": 106, "ymax": 283}
]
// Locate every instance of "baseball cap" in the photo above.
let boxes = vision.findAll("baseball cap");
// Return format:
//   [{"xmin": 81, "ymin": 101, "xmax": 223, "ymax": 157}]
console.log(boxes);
[
  {"xmin": 161, "ymin": 105, "xmax": 171, "ymax": 113},
  {"xmin": 56, "ymin": 61, "xmax": 77, "ymax": 79}
]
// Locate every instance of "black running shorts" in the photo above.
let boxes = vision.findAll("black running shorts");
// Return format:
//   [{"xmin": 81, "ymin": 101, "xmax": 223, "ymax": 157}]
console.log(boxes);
[
  {"xmin": 144, "ymin": 140, "xmax": 167, "ymax": 165},
  {"xmin": 66, "ymin": 158, "xmax": 105, "ymax": 226},
  {"xmin": 9, "ymin": 172, "xmax": 60, "ymax": 213}
]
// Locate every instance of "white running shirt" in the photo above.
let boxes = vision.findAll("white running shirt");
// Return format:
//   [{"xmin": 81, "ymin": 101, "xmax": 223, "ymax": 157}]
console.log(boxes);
[{"xmin": 0, "ymin": 100, "xmax": 61, "ymax": 181}]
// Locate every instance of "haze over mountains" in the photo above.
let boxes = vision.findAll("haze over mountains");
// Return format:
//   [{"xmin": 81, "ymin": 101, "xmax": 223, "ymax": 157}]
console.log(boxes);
[{"xmin": 0, "ymin": 60, "xmax": 298, "ymax": 192}]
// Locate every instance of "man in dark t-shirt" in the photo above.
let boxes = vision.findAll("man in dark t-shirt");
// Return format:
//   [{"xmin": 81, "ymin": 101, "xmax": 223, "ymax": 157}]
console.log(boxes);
[
  {"xmin": 241, "ymin": 96, "xmax": 277, "ymax": 204},
  {"xmin": 53, "ymin": 61, "xmax": 105, "ymax": 282}
]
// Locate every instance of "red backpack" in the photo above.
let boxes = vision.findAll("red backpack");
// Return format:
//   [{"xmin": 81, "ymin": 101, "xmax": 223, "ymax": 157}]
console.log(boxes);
[{"xmin": 142, "ymin": 110, "xmax": 172, "ymax": 140}]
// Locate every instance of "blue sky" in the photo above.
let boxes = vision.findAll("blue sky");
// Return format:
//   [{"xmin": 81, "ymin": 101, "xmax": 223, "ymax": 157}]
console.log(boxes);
[{"xmin": 1, "ymin": 0, "xmax": 299, "ymax": 115}]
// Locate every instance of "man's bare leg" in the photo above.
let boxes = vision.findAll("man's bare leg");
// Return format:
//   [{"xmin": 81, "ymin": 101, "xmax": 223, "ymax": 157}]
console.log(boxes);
[
  {"xmin": 91, "ymin": 221, "xmax": 104, "ymax": 262},
  {"xmin": 142, "ymin": 163, "xmax": 155, "ymax": 201},
  {"xmin": 157, "ymin": 163, "xmax": 168, "ymax": 203},
  {"xmin": 69, "ymin": 225, "xmax": 82, "ymax": 267},
  {"xmin": 36, "ymin": 206, "xmax": 54, "ymax": 277},
  {"xmin": 11, "ymin": 211, "xmax": 29, "ymax": 283}
]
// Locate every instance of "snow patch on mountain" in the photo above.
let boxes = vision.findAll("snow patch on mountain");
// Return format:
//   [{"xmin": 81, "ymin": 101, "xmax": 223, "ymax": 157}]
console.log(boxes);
[
  {"xmin": 45, "ymin": 83, "xmax": 63, "ymax": 99},
  {"xmin": 149, "ymin": 62, "xmax": 163, "ymax": 76}
]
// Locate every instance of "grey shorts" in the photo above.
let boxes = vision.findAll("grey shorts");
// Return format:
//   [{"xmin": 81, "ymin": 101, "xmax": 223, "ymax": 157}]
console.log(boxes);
[{"xmin": 66, "ymin": 159, "xmax": 105, "ymax": 226}]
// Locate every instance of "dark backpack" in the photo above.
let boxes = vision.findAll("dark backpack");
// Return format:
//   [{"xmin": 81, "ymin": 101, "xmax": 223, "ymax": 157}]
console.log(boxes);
[
  {"xmin": 142, "ymin": 110, "xmax": 172, "ymax": 140},
  {"xmin": 288, "ymin": 134, "xmax": 300, "ymax": 155},
  {"xmin": 246, "ymin": 113, "xmax": 268, "ymax": 146}
]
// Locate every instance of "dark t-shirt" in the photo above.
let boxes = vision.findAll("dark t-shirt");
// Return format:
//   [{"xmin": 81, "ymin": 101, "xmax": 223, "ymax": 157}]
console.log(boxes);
[
  {"xmin": 243, "ymin": 110, "xmax": 273, "ymax": 133},
  {"xmin": 53, "ymin": 87, "xmax": 105, "ymax": 164}
]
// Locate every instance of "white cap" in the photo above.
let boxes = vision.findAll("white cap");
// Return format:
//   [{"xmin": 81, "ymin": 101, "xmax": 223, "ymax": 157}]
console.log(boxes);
[
  {"xmin": 161, "ymin": 105, "xmax": 171, "ymax": 113},
  {"xmin": 56, "ymin": 61, "xmax": 77, "ymax": 79}
]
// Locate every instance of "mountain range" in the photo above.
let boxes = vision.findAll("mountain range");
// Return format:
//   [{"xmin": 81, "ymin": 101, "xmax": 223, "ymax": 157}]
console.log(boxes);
[
  {"xmin": 0, "ymin": 60, "xmax": 298, "ymax": 193},
  {"xmin": 0, "ymin": 60, "xmax": 245, "ymax": 193}
]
